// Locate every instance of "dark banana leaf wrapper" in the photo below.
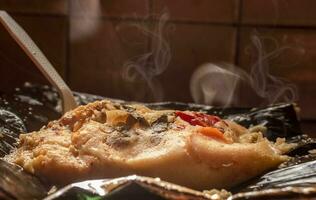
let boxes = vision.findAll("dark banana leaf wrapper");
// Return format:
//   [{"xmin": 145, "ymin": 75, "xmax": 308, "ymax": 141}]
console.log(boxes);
[{"xmin": 1, "ymin": 83, "xmax": 316, "ymax": 200}]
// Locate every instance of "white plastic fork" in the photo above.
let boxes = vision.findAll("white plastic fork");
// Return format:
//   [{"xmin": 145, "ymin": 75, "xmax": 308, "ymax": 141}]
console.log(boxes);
[{"xmin": 0, "ymin": 11, "xmax": 77, "ymax": 113}]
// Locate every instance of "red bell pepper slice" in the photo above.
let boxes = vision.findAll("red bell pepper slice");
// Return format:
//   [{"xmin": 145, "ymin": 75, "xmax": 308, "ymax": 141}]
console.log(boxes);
[{"xmin": 175, "ymin": 111, "xmax": 221, "ymax": 127}]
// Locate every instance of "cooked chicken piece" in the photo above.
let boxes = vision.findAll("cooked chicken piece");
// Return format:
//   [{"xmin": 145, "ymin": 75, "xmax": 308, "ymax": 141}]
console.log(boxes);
[{"xmin": 5, "ymin": 100, "xmax": 293, "ymax": 190}]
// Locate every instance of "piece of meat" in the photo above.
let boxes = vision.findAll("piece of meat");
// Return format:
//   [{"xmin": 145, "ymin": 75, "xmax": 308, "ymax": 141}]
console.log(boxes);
[{"xmin": 5, "ymin": 100, "xmax": 292, "ymax": 190}]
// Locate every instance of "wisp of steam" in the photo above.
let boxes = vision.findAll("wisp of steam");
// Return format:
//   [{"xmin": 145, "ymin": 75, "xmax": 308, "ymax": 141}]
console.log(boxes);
[
  {"xmin": 190, "ymin": 63, "xmax": 246, "ymax": 107},
  {"xmin": 122, "ymin": 12, "xmax": 171, "ymax": 101},
  {"xmin": 70, "ymin": 0, "xmax": 101, "ymax": 42},
  {"xmin": 70, "ymin": 1, "xmax": 171, "ymax": 101},
  {"xmin": 190, "ymin": 34, "xmax": 299, "ymax": 107}
]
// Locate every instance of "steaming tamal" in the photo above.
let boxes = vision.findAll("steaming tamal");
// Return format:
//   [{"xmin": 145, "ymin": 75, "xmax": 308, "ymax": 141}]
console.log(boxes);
[{"xmin": 5, "ymin": 100, "xmax": 294, "ymax": 190}]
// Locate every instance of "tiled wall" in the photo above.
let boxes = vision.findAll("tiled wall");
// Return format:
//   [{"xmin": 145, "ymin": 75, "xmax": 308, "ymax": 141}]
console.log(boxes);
[{"xmin": 1, "ymin": 0, "xmax": 316, "ymax": 120}]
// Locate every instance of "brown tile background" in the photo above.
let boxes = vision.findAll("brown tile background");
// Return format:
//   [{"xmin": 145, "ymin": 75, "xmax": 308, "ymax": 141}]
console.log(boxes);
[
  {"xmin": 1, "ymin": 0, "xmax": 316, "ymax": 125},
  {"xmin": 152, "ymin": 0, "xmax": 238, "ymax": 23},
  {"xmin": 242, "ymin": 0, "xmax": 316, "ymax": 26},
  {"xmin": 0, "ymin": 0, "xmax": 68, "ymax": 15},
  {"xmin": 70, "ymin": 0, "xmax": 149, "ymax": 19}
]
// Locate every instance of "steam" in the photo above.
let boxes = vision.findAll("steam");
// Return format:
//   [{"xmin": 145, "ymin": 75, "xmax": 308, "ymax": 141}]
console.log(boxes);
[
  {"xmin": 190, "ymin": 34, "xmax": 299, "ymax": 107},
  {"xmin": 190, "ymin": 64, "xmax": 247, "ymax": 107},
  {"xmin": 70, "ymin": 0, "xmax": 101, "ymax": 41},
  {"xmin": 69, "ymin": 0, "xmax": 171, "ymax": 101},
  {"xmin": 248, "ymin": 35, "xmax": 298, "ymax": 103},
  {"xmin": 69, "ymin": 2, "xmax": 299, "ymax": 106},
  {"xmin": 122, "ymin": 12, "xmax": 171, "ymax": 101}
]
